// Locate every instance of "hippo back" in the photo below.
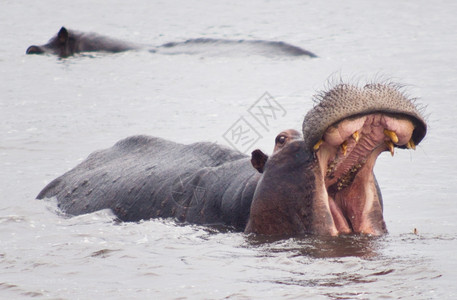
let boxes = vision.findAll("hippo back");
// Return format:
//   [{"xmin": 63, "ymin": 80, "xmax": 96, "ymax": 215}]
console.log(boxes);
[{"xmin": 37, "ymin": 135, "xmax": 257, "ymax": 228}]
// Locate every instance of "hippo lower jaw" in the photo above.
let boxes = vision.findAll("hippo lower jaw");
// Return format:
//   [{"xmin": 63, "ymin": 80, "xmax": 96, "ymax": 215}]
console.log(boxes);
[{"xmin": 312, "ymin": 112, "xmax": 416, "ymax": 236}]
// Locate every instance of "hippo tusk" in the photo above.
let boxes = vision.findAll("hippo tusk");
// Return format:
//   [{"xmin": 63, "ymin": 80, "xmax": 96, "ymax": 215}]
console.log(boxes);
[
  {"xmin": 406, "ymin": 139, "xmax": 416, "ymax": 150},
  {"xmin": 383, "ymin": 129, "xmax": 399, "ymax": 144},
  {"xmin": 352, "ymin": 131, "xmax": 360, "ymax": 142},
  {"xmin": 385, "ymin": 141, "xmax": 395, "ymax": 156},
  {"xmin": 313, "ymin": 139, "xmax": 324, "ymax": 151},
  {"xmin": 341, "ymin": 141, "xmax": 348, "ymax": 156}
]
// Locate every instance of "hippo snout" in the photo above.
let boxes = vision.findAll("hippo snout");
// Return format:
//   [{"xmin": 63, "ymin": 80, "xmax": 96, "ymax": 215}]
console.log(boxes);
[{"xmin": 26, "ymin": 45, "xmax": 44, "ymax": 55}]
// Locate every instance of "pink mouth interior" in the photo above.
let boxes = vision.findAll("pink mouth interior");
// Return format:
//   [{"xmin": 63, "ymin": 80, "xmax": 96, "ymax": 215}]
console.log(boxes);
[{"xmin": 314, "ymin": 113, "xmax": 415, "ymax": 234}]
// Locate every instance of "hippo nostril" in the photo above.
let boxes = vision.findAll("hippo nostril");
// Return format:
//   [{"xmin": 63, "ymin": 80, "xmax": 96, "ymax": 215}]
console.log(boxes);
[{"xmin": 26, "ymin": 46, "xmax": 44, "ymax": 54}]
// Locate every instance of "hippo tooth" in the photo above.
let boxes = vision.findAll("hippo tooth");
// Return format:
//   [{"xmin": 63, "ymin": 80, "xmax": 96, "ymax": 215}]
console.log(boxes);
[
  {"xmin": 383, "ymin": 129, "xmax": 399, "ymax": 144},
  {"xmin": 406, "ymin": 139, "xmax": 416, "ymax": 150},
  {"xmin": 313, "ymin": 139, "xmax": 323, "ymax": 151},
  {"xmin": 385, "ymin": 141, "xmax": 395, "ymax": 156},
  {"xmin": 352, "ymin": 131, "xmax": 360, "ymax": 142},
  {"xmin": 341, "ymin": 141, "xmax": 348, "ymax": 156}
]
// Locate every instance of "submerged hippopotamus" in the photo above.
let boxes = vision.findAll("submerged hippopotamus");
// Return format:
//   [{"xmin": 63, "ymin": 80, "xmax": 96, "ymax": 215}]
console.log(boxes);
[
  {"xmin": 37, "ymin": 83, "xmax": 426, "ymax": 236},
  {"xmin": 26, "ymin": 27, "xmax": 138, "ymax": 58},
  {"xmin": 158, "ymin": 38, "xmax": 317, "ymax": 57},
  {"xmin": 26, "ymin": 27, "xmax": 317, "ymax": 58}
]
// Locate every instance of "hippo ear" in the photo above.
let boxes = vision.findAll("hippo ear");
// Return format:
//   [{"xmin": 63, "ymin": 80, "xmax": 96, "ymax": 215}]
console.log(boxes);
[
  {"xmin": 251, "ymin": 149, "xmax": 268, "ymax": 173},
  {"xmin": 58, "ymin": 27, "xmax": 69, "ymax": 43}
]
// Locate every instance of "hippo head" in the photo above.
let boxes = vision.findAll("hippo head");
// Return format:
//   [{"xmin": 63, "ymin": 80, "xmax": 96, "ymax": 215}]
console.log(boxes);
[
  {"xmin": 251, "ymin": 129, "xmax": 302, "ymax": 173},
  {"xmin": 26, "ymin": 27, "xmax": 74, "ymax": 58},
  {"xmin": 246, "ymin": 83, "xmax": 427, "ymax": 236}
]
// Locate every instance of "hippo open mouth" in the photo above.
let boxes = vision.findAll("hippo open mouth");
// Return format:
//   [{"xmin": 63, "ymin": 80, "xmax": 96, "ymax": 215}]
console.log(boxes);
[
  {"xmin": 303, "ymin": 83, "xmax": 426, "ymax": 235},
  {"xmin": 314, "ymin": 113, "xmax": 415, "ymax": 234}
]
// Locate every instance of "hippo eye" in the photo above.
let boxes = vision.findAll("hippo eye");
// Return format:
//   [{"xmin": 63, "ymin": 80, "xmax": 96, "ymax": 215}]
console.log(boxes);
[{"xmin": 276, "ymin": 135, "xmax": 286, "ymax": 145}]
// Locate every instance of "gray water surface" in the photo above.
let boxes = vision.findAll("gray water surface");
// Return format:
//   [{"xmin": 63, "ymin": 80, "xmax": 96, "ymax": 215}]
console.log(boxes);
[{"xmin": 1, "ymin": 0, "xmax": 456, "ymax": 299}]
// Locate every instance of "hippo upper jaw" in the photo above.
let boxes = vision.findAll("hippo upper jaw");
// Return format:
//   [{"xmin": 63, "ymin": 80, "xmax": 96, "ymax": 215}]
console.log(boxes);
[{"xmin": 311, "ymin": 113, "xmax": 417, "ymax": 235}]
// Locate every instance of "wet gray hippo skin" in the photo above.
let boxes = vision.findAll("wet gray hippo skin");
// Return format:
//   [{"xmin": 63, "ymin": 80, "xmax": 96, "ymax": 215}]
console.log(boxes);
[
  {"xmin": 26, "ymin": 27, "xmax": 138, "ymax": 58},
  {"xmin": 158, "ymin": 38, "xmax": 317, "ymax": 57},
  {"xmin": 26, "ymin": 27, "xmax": 317, "ymax": 58},
  {"xmin": 37, "ymin": 83, "xmax": 426, "ymax": 236}
]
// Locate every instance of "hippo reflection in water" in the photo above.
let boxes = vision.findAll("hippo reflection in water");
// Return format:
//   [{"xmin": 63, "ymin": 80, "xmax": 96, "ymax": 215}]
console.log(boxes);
[
  {"xmin": 37, "ymin": 83, "xmax": 426, "ymax": 236},
  {"xmin": 26, "ymin": 27, "xmax": 317, "ymax": 58}
]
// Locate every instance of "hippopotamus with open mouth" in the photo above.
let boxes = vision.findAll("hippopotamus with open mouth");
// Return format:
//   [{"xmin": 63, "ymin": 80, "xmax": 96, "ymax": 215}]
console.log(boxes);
[{"xmin": 37, "ymin": 82, "xmax": 426, "ymax": 236}]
